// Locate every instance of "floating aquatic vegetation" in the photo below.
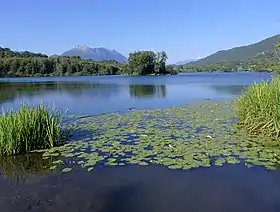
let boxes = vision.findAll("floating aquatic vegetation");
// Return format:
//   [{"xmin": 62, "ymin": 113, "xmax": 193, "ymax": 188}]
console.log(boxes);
[
  {"xmin": 87, "ymin": 167, "xmax": 94, "ymax": 172},
  {"xmin": 49, "ymin": 165, "xmax": 57, "ymax": 170},
  {"xmin": 62, "ymin": 167, "xmax": 72, "ymax": 173},
  {"xmin": 52, "ymin": 160, "xmax": 63, "ymax": 165},
  {"xmin": 39, "ymin": 100, "xmax": 280, "ymax": 173}
]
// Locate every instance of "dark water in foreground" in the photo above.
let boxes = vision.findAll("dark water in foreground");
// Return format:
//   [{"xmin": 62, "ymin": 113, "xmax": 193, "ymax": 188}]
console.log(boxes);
[
  {"xmin": 0, "ymin": 72, "xmax": 280, "ymax": 212},
  {"xmin": 1, "ymin": 164, "xmax": 280, "ymax": 212}
]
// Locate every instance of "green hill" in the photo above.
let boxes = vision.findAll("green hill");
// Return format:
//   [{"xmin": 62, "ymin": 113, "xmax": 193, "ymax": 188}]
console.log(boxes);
[
  {"xmin": 0, "ymin": 47, "xmax": 48, "ymax": 58},
  {"xmin": 191, "ymin": 34, "xmax": 280, "ymax": 65}
]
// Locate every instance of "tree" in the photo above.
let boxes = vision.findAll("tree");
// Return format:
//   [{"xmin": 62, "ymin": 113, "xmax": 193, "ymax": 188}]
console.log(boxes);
[
  {"xmin": 155, "ymin": 51, "xmax": 168, "ymax": 75},
  {"xmin": 128, "ymin": 51, "xmax": 156, "ymax": 75},
  {"xmin": 166, "ymin": 65, "xmax": 178, "ymax": 75}
]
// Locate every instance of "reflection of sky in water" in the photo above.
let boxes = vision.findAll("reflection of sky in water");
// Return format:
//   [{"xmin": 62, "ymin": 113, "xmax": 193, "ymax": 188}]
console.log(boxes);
[
  {"xmin": 2, "ymin": 164, "xmax": 280, "ymax": 212},
  {"xmin": 0, "ymin": 72, "xmax": 273, "ymax": 115}
]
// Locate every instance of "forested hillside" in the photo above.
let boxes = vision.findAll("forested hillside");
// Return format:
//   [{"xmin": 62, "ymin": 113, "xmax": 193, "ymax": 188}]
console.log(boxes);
[
  {"xmin": 191, "ymin": 34, "xmax": 280, "ymax": 65},
  {"xmin": 176, "ymin": 35, "xmax": 280, "ymax": 73}
]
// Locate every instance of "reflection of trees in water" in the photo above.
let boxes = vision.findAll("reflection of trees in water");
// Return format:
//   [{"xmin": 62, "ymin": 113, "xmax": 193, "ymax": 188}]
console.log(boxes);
[
  {"xmin": 210, "ymin": 85, "xmax": 248, "ymax": 95},
  {"xmin": 129, "ymin": 84, "xmax": 166, "ymax": 99},
  {"xmin": 0, "ymin": 153, "xmax": 54, "ymax": 183},
  {"xmin": 0, "ymin": 82, "xmax": 121, "ymax": 104}
]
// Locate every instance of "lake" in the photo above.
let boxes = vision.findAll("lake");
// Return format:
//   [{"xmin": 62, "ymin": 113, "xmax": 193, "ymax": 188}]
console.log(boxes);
[
  {"xmin": 1, "ymin": 72, "xmax": 280, "ymax": 212},
  {"xmin": 0, "ymin": 72, "xmax": 273, "ymax": 115}
]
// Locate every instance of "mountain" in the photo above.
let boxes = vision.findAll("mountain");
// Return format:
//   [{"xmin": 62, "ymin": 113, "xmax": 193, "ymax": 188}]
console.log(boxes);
[
  {"xmin": 190, "ymin": 34, "xmax": 280, "ymax": 65},
  {"xmin": 60, "ymin": 45, "xmax": 127, "ymax": 63},
  {"xmin": 176, "ymin": 59, "xmax": 198, "ymax": 65},
  {"xmin": 49, "ymin": 54, "xmax": 59, "ymax": 58},
  {"xmin": 0, "ymin": 47, "xmax": 48, "ymax": 58}
]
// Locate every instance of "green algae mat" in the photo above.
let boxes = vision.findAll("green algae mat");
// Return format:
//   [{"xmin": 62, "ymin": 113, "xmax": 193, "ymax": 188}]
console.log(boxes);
[{"xmin": 38, "ymin": 100, "xmax": 280, "ymax": 173}]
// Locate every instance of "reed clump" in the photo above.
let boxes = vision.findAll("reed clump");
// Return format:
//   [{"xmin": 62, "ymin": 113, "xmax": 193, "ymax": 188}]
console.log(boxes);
[
  {"xmin": 235, "ymin": 77, "xmax": 280, "ymax": 140},
  {"xmin": 0, "ymin": 103, "xmax": 66, "ymax": 156}
]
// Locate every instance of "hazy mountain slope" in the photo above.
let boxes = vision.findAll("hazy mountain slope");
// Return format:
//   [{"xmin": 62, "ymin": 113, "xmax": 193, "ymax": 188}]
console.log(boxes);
[
  {"xmin": 176, "ymin": 59, "xmax": 198, "ymax": 65},
  {"xmin": 191, "ymin": 34, "xmax": 280, "ymax": 65},
  {"xmin": 61, "ymin": 45, "xmax": 127, "ymax": 63}
]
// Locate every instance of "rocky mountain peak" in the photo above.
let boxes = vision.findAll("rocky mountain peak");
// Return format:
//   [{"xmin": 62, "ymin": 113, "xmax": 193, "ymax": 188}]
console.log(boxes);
[{"xmin": 73, "ymin": 45, "xmax": 91, "ymax": 52}]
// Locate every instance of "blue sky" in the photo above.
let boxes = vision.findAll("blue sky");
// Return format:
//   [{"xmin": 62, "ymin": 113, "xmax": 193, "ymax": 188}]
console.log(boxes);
[{"xmin": 1, "ymin": 0, "xmax": 279, "ymax": 63}]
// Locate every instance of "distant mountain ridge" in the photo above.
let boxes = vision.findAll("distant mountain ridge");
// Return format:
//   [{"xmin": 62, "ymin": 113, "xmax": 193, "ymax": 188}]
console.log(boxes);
[
  {"xmin": 60, "ymin": 45, "xmax": 127, "ymax": 63},
  {"xmin": 190, "ymin": 34, "xmax": 280, "ymax": 65},
  {"xmin": 49, "ymin": 54, "xmax": 59, "ymax": 58},
  {"xmin": 175, "ymin": 59, "xmax": 198, "ymax": 65}
]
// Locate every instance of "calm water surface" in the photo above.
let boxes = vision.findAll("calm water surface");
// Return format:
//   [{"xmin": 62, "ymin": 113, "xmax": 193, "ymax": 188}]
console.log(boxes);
[
  {"xmin": 0, "ymin": 72, "xmax": 273, "ymax": 115},
  {"xmin": 1, "ymin": 72, "xmax": 280, "ymax": 212}
]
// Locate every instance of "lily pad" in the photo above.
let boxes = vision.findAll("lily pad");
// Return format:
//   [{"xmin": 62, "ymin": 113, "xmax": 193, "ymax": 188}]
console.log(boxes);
[
  {"xmin": 87, "ymin": 167, "xmax": 94, "ymax": 172},
  {"xmin": 49, "ymin": 165, "xmax": 57, "ymax": 170},
  {"xmin": 40, "ymin": 100, "xmax": 280, "ymax": 173},
  {"xmin": 62, "ymin": 167, "xmax": 72, "ymax": 173}
]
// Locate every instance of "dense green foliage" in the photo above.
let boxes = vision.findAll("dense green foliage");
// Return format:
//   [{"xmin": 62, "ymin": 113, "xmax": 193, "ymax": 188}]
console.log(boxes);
[
  {"xmin": 235, "ymin": 77, "xmax": 280, "ymax": 141},
  {"xmin": 191, "ymin": 34, "xmax": 280, "ymax": 65},
  {"xmin": 178, "ymin": 59, "xmax": 280, "ymax": 73},
  {"xmin": 0, "ymin": 56, "xmax": 122, "ymax": 77},
  {"xmin": 275, "ymin": 42, "xmax": 280, "ymax": 61},
  {"xmin": 127, "ymin": 51, "xmax": 156, "ymax": 75},
  {"xmin": 0, "ymin": 47, "xmax": 176, "ymax": 77},
  {"xmin": 127, "ymin": 51, "xmax": 177, "ymax": 75},
  {"xmin": 0, "ymin": 104, "xmax": 66, "ymax": 156}
]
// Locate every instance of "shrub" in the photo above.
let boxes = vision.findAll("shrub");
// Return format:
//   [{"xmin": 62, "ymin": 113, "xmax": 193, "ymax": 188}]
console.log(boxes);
[
  {"xmin": 235, "ymin": 77, "xmax": 280, "ymax": 140},
  {"xmin": 0, "ymin": 103, "xmax": 67, "ymax": 156}
]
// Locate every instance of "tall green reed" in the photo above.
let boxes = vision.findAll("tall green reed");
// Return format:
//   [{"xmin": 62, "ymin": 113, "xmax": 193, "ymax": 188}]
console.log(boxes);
[
  {"xmin": 235, "ymin": 77, "xmax": 280, "ymax": 140},
  {"xmin": 0, "ymin": 103, "xmax": 67, "ymax": 156}
]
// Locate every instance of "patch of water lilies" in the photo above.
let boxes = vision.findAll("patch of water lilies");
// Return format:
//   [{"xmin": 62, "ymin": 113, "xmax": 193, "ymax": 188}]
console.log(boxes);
[{"xmin": 38, "ymin": 100, "xmax": 280, "ymax": 173}]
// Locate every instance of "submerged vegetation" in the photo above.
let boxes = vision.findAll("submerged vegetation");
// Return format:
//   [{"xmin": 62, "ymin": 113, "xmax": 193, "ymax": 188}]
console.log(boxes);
[
  {"xmin": 235, "ymin": 77, "xmax": 280, "ymax": 141},
  {"xmin": 0, "ymin": 104, "xmax": 69, "ymax": 156}
]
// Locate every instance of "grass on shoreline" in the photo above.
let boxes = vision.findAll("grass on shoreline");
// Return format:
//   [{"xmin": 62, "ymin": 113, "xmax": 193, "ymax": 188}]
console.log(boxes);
[
  {"xmin": 235, "ymin": 77, "xmax": 280, "ymax": 141},
  {"xmin": 0, "ymin": 103, "xmax": 67, "ymax": 156}
]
